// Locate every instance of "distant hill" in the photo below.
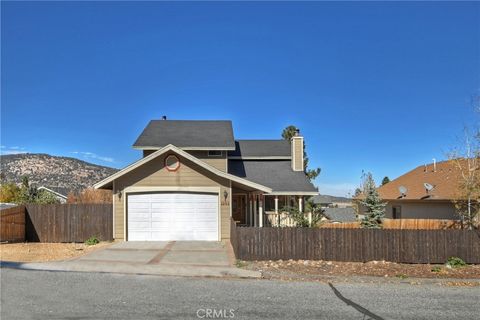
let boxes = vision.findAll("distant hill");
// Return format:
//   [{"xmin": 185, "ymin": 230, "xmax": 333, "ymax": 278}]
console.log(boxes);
[
  {"xmin": 0, "ymin": 153, "xmax": 118, "ymax": 193},
  {"xmin": 312, "ymin": 194, "xmax": 352, "ymax": 204}
]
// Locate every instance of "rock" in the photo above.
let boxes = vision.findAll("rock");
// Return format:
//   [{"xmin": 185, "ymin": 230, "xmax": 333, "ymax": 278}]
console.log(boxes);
[
  {"xmin": 326, "ymin": 261, "xmax": 333, "ymax": 266},
  {"xmin": 303, "ymin": 260, "xmax": 310, "ymax": 266}
]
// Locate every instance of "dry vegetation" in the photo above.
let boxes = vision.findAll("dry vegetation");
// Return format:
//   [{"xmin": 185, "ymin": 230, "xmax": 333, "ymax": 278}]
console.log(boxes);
[
  {"xmin": 242, "ymin": 260, "xmax": 480, "ymax": 281},
  {"xmin": 67, "ymin": 188, "xmax": 112, "ymax": 203},
  {"xmin": 0, "ymin": 242, "xmax": 112, "ymax": 262}
]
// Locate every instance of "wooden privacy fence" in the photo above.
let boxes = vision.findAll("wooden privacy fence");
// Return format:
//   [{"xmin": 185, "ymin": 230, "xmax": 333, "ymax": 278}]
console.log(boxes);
[
  {"xmin": 25, "ymin": 204, "xmax": 113, "ymax": 242},
  {"xmin": 231, "ymin": 226, "xmax": 480, "ymax": 264},
  {"xmin": 0, "ymin": 206, "xmax": 26, "ymax": 242},
  {"xmin": 320, "ymin": 219, "xmax": 461, "ymax": 230}
]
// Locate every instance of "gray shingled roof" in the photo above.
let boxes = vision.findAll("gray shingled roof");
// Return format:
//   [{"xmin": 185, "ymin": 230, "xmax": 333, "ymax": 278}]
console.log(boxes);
[
  {"xmin": 133, "ymin": 120, "xmax": 235, "ymax": 150},
  {"xmin": 40, "ymin": 186, "xmax": 71, "ymax": 197},
  {"xmin": 228, "ymin": 160, "xmax": 317, "ymax": 193},
  {"xmin": 228, "ymin": 140, "xmax": 291, "ymax": 158},
  {"xmin": 323, "ymin": 207, "xmax": 357, "ymax": 222}
]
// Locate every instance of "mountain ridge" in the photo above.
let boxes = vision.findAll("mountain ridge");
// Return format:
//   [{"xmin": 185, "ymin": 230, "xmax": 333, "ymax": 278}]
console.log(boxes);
[{"xmin": 0, "ymin": 153, "xmax": 119, "ymax": 193}]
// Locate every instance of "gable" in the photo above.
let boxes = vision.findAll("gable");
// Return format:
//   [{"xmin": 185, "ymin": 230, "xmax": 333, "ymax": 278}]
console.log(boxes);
[{"xmin": 115, "ymin": 152, "xmax": 229, "ymax": 190}]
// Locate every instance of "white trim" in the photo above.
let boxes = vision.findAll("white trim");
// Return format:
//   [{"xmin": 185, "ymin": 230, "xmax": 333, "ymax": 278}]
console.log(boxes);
[
  {"xmin": 259, "ymin": 197, "xmax": 264, "ymax": 227},
  {"xmin": 229, "ymin": 181, "xmax": 232, "ymax": 218},
  {"xmin": 228, "ymin": 156, "xmax": 291, "ymax": 160},
  {"xmin": 124, "ymin": 187, "xmax": 221, "ymax": 242},
  {"xmin": 249, "ymin": 196, "xmax": 253, "ymax": 226},
  {"xmin": 123, "ymin": 188, "xmax": 127, "ymax": 241},
  {"xmin": 268, "ymin": 191, "xmax": 319, "ymax": 196},
  {"xmin": 253, "ymin": 196, "xmax": 257, "ymax": 227},
  {"xmin": 37, "ymin": 186, "xmax": 68, "ymax": 200},
  {"xmin": 112, "ymin": 180, "xmax": 116, "ymax": 240},
  {"xmin": 124, "ymin": 186, "xmax": 220, "ymax": 193},
  {"xmin": 94, "ymin": 144, "xmax": 272, "ymax": 193},
  {"xmin": 133, "ymin": 146, "xmax": 236, "ymax": 151},
  {"xmin": 217, "ymin": 189, "xmax": 221, "ymax": 241}
]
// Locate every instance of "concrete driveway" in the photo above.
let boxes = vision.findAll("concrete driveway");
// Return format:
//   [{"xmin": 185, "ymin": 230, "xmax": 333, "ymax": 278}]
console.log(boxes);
[
  {"xmin": 5, "ymin": 241, "xmax": 260, "ymax": 278},
  {"xmin": 79, "ymin": 241, "xmax": 232, "ymax": 267}
]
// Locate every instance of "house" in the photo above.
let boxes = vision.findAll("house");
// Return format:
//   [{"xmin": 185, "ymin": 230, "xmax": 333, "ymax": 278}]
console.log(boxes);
[
  {"xmin": 38, "ymin": 186, "xmax": 69, "ymax": 203},
  {"xmin": 323, "ymin": 207, "xmax": 357, "ymax": 222},
  {"xmin": 94, "ymin": 119, "xmax": 318, "ymax": 241},
  {"xmin": 359, "ymin": 159, "xmax": 469, "ymax": 220}
]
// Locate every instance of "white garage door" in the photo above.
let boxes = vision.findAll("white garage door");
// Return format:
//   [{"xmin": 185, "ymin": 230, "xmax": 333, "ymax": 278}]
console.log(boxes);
[{"xmin": 127, "ymin": 192, "xmax": 219, "ymax": 241}]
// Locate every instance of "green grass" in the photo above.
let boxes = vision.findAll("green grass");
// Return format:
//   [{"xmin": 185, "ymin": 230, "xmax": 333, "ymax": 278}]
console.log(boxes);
[
  {"xmin": 446, "ymin": 257, "xmax": 466, "ymax": 268},
  {"xmin": 84, "ymin": 236, "xmax": 100, "ymax": 246}
]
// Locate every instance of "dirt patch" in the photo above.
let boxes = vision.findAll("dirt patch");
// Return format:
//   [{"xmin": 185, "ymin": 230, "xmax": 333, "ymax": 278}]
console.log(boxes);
[
  {"xmin": 0, "ymin": 242, "xmax": 113, "ymax": 263},
  {"xmin": 241, "ymin": 260, "xmax": 480, "ymax": 281}
]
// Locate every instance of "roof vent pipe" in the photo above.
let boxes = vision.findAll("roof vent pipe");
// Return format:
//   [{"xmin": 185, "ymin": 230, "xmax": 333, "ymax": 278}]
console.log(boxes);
[
  {"xmin": 161, "ymin": 116, "xmax": 167, "ymax": 120},
  {"xmin": 432, "ymin": 158, "xmax": 436, "ymax": 172}
]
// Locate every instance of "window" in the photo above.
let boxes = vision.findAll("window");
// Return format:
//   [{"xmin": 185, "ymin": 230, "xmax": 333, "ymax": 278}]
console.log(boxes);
[
  {"xmin": 165, "ymin": 155, "xmax": 180, "ymax": 171},
  {"xmin": 208, "ymin": 150, "xmax": 223, "ymax": 157},
  {"xmin": 392, "ymin": 206, "xmax": 402, "ymax": 219}
]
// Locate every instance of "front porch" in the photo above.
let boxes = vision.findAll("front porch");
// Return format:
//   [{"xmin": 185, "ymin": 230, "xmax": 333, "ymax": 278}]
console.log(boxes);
[{"xmin": 231, "ymin": 191, "xmax": 314, "ymax": 227}]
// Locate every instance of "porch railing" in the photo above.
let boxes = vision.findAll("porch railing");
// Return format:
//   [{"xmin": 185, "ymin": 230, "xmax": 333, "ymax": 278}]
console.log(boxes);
[{"xmin": 264, "ymin": 211, "xmax": 313, "ymax": 227}]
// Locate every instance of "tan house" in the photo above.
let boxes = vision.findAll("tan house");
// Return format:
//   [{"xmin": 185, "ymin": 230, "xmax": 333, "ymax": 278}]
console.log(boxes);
[
  {"xmin": 363, "ymin": 160, "xmax": 469, "ymax": 220},
  {"xmin": 94, "ymin": 119, "xmax": 318, "ymax": 241}
]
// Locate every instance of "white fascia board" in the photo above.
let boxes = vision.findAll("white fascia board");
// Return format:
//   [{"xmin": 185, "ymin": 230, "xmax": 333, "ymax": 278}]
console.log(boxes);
[
  {"xmin": 228, "ymin": 156, "xmax": 291, "ymax": 160},
  {"xmin": 132, "ymin": 146, "xmax": 236, "ymax": 151},
  {"xmin": 94, "ymin": 144, "xmax": 271, "ymax": 193},
  {"xmin": 267, "ymin": 191, "xmax": 319, "ymax": 196}
]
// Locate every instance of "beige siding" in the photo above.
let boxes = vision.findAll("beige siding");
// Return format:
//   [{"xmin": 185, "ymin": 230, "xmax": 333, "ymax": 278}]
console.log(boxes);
[
  {"xmin": 112, "ymin": 152, "xmax": 231, "ymax": 240},
  {"xmin": 186, "ymin": 151, "xmax": 227, "ymax": 172},
  {"xmin": 357, "ymin": 200, "xmax": 458, "ymax": 220},
  {"xmin": 142, "ymin": 150, "xmax": 227, "ymax": 172},
  {"xmin": 385, "ymin": 201, "xmax": 457, "ymax": 219},
  {"xmin": 292, "ymin": 137, "xmax": 303, "ymax": 171}
]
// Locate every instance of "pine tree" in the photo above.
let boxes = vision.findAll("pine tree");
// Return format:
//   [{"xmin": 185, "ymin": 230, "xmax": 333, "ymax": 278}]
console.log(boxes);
[
  {"xmin": 381, "ymin": 176, "xmax": 390, "ymax": 186},
  {"xmin": 360, "ymin": 172, "xmax": 386, "ymax": 229}
]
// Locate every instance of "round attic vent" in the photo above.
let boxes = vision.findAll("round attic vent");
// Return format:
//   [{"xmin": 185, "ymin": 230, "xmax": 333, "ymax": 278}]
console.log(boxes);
[{"xmin": 165, "ymin": 154, "xmax": 180, "ymax": 172}]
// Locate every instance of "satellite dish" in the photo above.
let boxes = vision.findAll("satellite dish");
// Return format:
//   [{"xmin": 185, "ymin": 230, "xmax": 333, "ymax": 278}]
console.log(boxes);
[
  {"xmin": 398, "ymin": 186, "xmax": 407, "ymax": 196},
  {"xmin": 424, "ymin": 183, "xmax": 434, "ymax": 191}
]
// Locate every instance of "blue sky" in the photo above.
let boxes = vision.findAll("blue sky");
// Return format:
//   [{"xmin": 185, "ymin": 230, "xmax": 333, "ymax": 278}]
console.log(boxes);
[{"xmin": 1, "ymin": 2, "xmax": 479, "ymax": 196}]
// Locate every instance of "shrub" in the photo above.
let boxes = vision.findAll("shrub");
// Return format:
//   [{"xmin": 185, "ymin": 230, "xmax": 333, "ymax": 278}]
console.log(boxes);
[
  {"xmin": 85, "ymin": 236, "xmax": 100, "ymax": 246},
  {"xmin": 235, "ymin": 260, "xmax": 247, "ymax": 268},
  {"xmin": 431, "ymin": 266, "xmax": 442, "ymax": 273},
  {"xmin": 280, "ymin": 205, "xmax": 324, "ymax": 228},
  {"xmin": 396, "ymin": 274, "xmax": 408, "ymax": 279},
  {"xmin": 446, "ymin": 257, "xmax": 466, "ymax": 268}
]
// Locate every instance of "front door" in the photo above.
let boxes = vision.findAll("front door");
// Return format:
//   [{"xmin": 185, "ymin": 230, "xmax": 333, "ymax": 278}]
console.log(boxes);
[{"xmin": 232, "ymin": 194, "xmax": 246, "ymax": 224}]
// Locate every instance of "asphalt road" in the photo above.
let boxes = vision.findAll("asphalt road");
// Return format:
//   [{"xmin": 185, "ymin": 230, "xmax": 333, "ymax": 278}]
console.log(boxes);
[{"xmin": 1, "ymin": 269, "xmax": 478, "ymax": 320}]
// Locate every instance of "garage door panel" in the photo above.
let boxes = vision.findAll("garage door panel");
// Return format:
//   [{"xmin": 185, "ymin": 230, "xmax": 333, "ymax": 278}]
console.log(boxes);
[{"xmin": 128, "ymin": 192, "xmax": 218, "ymax": 241}]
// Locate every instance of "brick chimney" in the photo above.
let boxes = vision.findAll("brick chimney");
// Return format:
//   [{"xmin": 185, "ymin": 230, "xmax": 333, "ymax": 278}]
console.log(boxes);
[{"xmin": 291, "ymin": 129, "xmax": 304, "ymax": 172}]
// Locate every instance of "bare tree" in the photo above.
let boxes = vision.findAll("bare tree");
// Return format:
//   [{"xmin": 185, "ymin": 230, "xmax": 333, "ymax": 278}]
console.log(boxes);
[{"xmin": 449, "ymin": 96, "xmax": 480, "ymax": 229}]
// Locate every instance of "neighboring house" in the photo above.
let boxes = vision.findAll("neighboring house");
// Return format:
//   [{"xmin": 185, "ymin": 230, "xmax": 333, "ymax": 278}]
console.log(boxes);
[
  {"xmin": 323, "ymin": 207, "xmax": 357, "ymax": 223},
  {"xmin": 95, "ymin": 119, "xmax": 318, "ymax": 241},
  {"xmin": 312, "ymin": 195, "xmax": 353, "ymax": 208},
  {"xmin": 38, "ymin": 186, "xmax": 69, "ymax": 203},
  {"xmin": 358, "ymin": 160, "xmax": 466, "ymax": 220}
]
